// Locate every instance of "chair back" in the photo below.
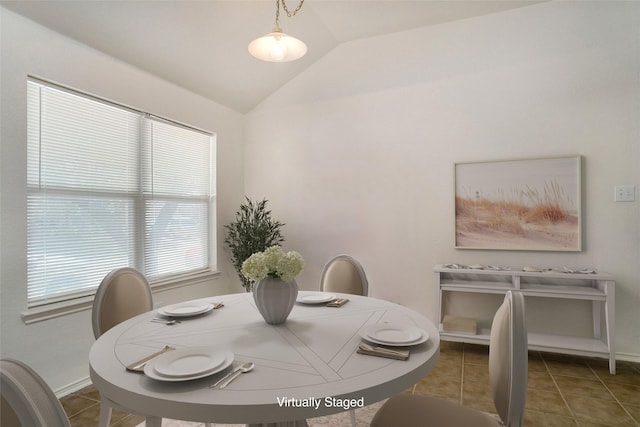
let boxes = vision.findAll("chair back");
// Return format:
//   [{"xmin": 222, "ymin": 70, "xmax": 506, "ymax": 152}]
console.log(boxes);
[
  {"xmin": 489, "ymin": 290, "xmax": 527, "ymax": 427},
  {"xmin": 320, "ymin": 255, "xmax": 369, "ymax": 296},
  {"xmin": 92, "ymin": 267, "xmax": 153, "ymax": 338},
  {"xmin": 1, "ymin": 359, "xmax": 71, "ymax": 427}
]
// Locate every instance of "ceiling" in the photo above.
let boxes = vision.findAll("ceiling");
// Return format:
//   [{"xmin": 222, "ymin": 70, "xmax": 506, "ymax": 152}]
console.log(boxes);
[{"xmin": 2, "ymin": 0, "xmax": 541, "ymax": 113}]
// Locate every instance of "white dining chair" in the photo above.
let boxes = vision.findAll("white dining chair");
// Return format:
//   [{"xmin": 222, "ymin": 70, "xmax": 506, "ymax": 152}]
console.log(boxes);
[
  {"xmin": 92, "ymin": 267, "xmax": 154, "ymax": 339},
  {"xmin": 320, "ymin": 254, "xmax": 369, "ymax": 427},
  {"xmin": 92, "ymin": 267, "xmax": 158, "ymax": 427},
  {"xmin": 320, "ymin": 254, "xmax": 369, "ymax": 296},
  {"xmin": 370, "ymin": 290, "xmax": 528, "ymax": 427},
  {"xmin": 1, "ymin": 358, "xmax": 71, "ymax": 427}
]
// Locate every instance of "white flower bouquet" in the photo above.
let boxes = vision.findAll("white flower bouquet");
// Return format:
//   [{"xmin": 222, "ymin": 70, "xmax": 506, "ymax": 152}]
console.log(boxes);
[{"xmin": 241, "ymin": 246, "xmax": 305, "ymax": 283}]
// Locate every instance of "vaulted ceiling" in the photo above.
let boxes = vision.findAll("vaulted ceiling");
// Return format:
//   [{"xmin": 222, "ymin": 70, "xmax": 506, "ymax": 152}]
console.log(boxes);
[{"xmin": 2, "ymin": 1, "xmax": 541, "ymax": 113}]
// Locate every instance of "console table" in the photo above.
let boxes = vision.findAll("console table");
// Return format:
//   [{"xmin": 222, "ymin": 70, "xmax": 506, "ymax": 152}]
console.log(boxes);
[{"xmin": 434, "ymin": 264, "xmax": 615, "ymax": 374}]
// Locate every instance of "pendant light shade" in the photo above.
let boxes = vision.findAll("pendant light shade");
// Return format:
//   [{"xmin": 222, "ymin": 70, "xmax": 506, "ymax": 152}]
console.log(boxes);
[
  {"xmin": 249, "ymin": 0, "xmax": 306, "ymax": 63},
  {"xmin": 248, "ymin": 30, "xmax": 307, "ymax": 62}
]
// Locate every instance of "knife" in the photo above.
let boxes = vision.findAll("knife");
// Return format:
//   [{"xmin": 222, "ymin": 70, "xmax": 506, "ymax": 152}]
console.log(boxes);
[{"xmin": 126, "ymin": 345, "xmax": 175, "ymax": 372}]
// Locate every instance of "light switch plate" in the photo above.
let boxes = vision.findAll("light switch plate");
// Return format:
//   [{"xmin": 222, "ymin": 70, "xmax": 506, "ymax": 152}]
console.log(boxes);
[{"xmin": 614, "ymin": 185, "xmax": 635, "ymax": 202}]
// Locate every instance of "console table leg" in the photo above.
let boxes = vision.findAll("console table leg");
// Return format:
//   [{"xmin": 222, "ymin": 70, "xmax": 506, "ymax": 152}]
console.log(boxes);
[
  {"xmin": 592, "ymin": 300, "xmax": 601, "ymax": 339},
  {"xmin": 605, "ymin": 281, "xmax": 616, "ymax": 375}
]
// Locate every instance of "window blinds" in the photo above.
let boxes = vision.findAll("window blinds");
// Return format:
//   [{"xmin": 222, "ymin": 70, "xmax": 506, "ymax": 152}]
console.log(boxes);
[
  {"xmin": 143, "ymin": 118, "xmax": 212, "ymax": 279},
  {"xmin": 26, "ymin": 79, "xmax": 215, "ymax": 306}
]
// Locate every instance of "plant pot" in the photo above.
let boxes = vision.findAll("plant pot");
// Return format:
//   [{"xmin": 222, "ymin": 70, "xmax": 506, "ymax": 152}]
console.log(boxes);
[{"xmin": 252, "ymin": 276, "xmax": 298, "ymax": 325}]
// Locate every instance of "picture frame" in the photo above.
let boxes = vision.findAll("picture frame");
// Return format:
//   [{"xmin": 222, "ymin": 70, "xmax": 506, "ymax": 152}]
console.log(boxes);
[{"xmin": 454, "ymin": 156, "xmax": 582, "ymax": 251}]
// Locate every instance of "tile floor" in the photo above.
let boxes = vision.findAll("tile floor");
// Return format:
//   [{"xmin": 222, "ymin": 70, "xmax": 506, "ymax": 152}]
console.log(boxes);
[{"xmin": 61, "ymin": 342, "xmax": 640, "ymax": 427}]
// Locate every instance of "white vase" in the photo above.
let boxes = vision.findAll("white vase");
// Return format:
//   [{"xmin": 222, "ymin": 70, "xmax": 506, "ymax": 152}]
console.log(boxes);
[{"xmin": 253, "ymin": 276, "xmax": 298, "ymax": 325}]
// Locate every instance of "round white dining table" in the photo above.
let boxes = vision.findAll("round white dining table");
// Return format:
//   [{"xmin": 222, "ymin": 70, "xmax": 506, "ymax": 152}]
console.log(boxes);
[{"xmin": 89, "ymin": 291, "xmax": 440, "ymax": 426}]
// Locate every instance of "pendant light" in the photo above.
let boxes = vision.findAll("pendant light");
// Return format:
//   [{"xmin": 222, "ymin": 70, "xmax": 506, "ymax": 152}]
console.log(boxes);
[{"xmin": 248, "ymin": 0, "xmax": 307, "ymax": 62}]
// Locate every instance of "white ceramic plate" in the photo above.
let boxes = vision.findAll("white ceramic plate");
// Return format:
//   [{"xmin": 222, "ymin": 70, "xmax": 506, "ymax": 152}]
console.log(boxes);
[
  {"xmin": 296, "ymin": 293, "xmax": 336, "ymax": 304},
  {"xmin": 157, "ymin": 301, "xmax": 213, "ymax": 318},
  {"xmin": 153, "ymin": 346, "xmax": 227, "ymax": 378},
  {"xmin": 144, "ymin": 349, "xmax": 234, "ymax": 382},
  {"xmin": 360, "ymin": 323, "xmax": 429, "ymax": 346}
]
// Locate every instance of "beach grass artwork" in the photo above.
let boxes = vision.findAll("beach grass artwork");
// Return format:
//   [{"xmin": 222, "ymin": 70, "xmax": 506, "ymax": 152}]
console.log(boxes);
[{"xmin": 455, "ymin": 156, "xmax": 581, "ymax": 251}]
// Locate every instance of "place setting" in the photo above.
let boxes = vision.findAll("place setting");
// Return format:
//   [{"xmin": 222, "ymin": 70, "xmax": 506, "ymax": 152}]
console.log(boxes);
[
  {"xmin": 296, "ymin": 292, "xmax": 349, "ymax": 307},
  {"xmin": 143, "ymin": 346, "xmax": 235, "ymax": 382},
  {"xmin": 127, "ymin": 345, "xmax": 236, "ymax": 384},
  {"xmin": 357, "ymin": 322, "xmax": 429, "ymax": 361},
  {"xmin": 151, "ymin": 300, "xmax": 224, "ymax": 324}
]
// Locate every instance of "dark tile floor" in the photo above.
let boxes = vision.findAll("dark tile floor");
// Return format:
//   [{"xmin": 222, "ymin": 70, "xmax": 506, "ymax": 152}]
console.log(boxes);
[{"xmin": 61, "ymin": 342, "xmax": 640, "ymax": 426}]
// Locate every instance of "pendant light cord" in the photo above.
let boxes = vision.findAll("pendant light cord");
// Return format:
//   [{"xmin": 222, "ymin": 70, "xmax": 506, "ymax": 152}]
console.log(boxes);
[{"xmin": 275, "ymin": 0, "xmax": 305, "ymax": 30}]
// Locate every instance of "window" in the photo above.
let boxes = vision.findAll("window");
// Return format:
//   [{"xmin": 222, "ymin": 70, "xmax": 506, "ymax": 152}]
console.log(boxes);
[{"xmin": 26, "ymin": 78, "xmax": 216, "ymax": 306}]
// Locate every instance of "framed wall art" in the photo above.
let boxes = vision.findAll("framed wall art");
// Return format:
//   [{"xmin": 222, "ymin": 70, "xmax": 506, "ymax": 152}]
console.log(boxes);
[{"xmin": 455, "ymin": 156, "xmax": 582, "ymax": 251}]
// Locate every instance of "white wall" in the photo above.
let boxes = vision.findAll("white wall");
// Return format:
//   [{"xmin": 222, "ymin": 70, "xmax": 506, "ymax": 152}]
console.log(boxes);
[
  {"xmin": 245, "ymin": 2, "xmax": 640, "ymax": 359},
  {"xmin": 0, "ymin": 8, "xmax": 245, "ymax": 392}
]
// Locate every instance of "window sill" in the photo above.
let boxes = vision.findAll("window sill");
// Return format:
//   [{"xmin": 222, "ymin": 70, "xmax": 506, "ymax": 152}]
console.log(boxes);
[{"xmin": 21, "ymin": 270, "xmax": 221, "ymax": 325}]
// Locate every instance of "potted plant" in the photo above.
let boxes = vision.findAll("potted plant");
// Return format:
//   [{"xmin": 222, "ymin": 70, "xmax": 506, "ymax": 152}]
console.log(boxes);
[
  {"xmin": 224, "ymin": 197, "xmax": 285, "ymax": 291},
  {"xmin": 242, "ymin": 246, "xmax": 305, "ymax": 324}
]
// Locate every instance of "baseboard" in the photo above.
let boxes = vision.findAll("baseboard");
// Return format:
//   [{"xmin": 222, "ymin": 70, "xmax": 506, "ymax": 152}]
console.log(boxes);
[
  {"xmin": 617, "ymin": 352, "xmax": 640, "ymax": 364},
  {"xmin": 55, "ymin": 375, "xmax": 92, "ymax": 398}
]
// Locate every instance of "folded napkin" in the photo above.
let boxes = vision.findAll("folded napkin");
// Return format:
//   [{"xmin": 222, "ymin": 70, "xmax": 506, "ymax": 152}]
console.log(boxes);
[
  {"xmin": 327, "ymin": 298, "xmax": 349, "ymax": 307},
  {"xmin": 357, "ymin": 343, "xmax": 410, "ymax": 361},
  {"xmin": 126, "ymin": 345, "xmax": 175, "ymax": 372}
]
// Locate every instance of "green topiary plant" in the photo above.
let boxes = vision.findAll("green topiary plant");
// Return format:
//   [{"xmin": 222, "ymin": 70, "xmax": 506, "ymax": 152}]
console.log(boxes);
[{"xmin": 224, "ymin": 197, "xmax": 285, "ymax": 291}]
